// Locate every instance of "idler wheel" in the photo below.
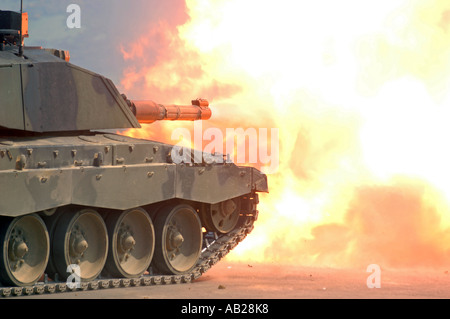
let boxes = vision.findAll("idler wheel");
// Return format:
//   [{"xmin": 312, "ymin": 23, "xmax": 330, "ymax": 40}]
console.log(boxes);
[
  {"xmin": 152, "ymin": 204, "xmax": 202, "ymax": 275},
  {"xmin": 51, "ymin": 209, "xmax": 108, "ymax": 282},
  {"xmin": 202, "ymin": 198, "xmax": 241, "ymax": 234},
  {"xmin": 0, "ymin": 214, "xmax": 50, "ymax": 286},
  {"xmin": 103, "ymin": 208, "xmax": 155, "ymax": 278}
]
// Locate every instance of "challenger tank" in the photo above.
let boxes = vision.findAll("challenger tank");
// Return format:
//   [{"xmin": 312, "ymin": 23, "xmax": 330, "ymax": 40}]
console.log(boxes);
[{"xmin": 0, "ymin": 8, "xmax": 268, "ymax": 296}]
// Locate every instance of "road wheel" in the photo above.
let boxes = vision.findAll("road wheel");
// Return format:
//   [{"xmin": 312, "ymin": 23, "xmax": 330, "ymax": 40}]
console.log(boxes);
[
  {"xmin": 52, "ymin": 208, "xmax": 108, "ymax": 281},
  {"xmin": 103, "ymin": 208, "xmax": 155, "ymax": 278},
  {"xmin": 152, "ymin": 204, "xmax": 202, "ymax": 275},
  {"xmin": 0, "ymin": 214, "xmax": 50, "ymax": 286}
]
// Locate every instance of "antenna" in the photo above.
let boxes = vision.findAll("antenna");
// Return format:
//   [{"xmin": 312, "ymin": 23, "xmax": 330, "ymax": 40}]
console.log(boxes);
[{"xmin": 18, "ymin": 0, "xmax": 23, "ymax": 57}]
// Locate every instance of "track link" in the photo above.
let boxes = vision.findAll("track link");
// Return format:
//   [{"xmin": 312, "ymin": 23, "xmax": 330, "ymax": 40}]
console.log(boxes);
[{"xmin": 0, "ymin": 207, "xmax": 258, "ymax": 298}]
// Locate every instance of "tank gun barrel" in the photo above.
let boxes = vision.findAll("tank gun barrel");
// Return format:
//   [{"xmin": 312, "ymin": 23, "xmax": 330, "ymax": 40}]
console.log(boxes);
[{"xmin": 132, "ymin": 99, "xmax": 212, "ymax": 124}]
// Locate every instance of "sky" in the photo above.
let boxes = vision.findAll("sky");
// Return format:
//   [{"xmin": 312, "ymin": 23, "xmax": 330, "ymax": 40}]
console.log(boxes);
[{"xmin": 2, "ymin": 0, "xmax": 187, "ymax": 85}]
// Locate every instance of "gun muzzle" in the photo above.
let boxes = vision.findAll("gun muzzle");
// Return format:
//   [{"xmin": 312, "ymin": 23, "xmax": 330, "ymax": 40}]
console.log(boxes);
[{"xmin": 132, "ymin": 99, "xmax": 212, "ymax": 124}]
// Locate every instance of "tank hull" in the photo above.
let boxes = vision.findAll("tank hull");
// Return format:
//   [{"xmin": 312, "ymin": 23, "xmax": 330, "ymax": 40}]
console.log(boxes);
[
  {"xmin": 0, "ymin": 133, "xmax": 267, "ymax": 292},
  {"xmin": 0, "ymin": 133, "xmax": 267, "ymax": 217}
]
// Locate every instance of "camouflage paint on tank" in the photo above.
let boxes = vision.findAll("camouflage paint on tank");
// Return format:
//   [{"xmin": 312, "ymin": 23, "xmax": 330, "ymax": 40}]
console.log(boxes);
[
  {"xmin": 0, "ymin": 47, "xmax": 140, "ymax": 132},
  {"xmin": 0, "ymin": 134, "xmax": 268, "ymax": 217}
]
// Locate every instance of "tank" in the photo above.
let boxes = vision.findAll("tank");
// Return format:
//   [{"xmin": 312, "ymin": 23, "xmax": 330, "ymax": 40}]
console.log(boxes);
[{"xmin": 0, "ymin": 9, "xmax": 267, "ymax": 294}]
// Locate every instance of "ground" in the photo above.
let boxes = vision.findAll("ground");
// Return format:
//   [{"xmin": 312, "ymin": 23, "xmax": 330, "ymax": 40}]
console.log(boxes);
[{"xmin": 16, "ymin": 261, "xmax": 450, "ymax": 299}]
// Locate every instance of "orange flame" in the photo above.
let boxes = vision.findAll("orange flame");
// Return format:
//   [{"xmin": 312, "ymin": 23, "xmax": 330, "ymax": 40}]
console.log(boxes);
[{"xmin": 121, "ymin": 0, "xmax": 450, "ymax": 269}]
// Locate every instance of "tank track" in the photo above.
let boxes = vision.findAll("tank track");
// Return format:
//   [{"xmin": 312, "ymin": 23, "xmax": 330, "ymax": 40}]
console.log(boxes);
[{"xmin": 0, "ymin": 203, "xmax": 258, "ymax": 298}]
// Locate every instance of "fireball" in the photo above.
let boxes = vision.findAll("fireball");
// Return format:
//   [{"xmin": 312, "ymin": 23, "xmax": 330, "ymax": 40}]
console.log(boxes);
[{"xmin": 121, "ymin": 0, "xmax": 450, "ymax": 269}]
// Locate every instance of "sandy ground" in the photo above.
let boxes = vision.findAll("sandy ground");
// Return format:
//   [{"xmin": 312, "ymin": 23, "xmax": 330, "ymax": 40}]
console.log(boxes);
[{"xmin": 16, "ymin": 261, "xmax": 450, "ymax": 300}]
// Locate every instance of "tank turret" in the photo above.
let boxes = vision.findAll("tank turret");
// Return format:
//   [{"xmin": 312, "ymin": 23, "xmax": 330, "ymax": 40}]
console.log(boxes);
[
  {"xmin": 0, "ymin": 9, "xmax": 211, "ymax": 134},
  {"xmin": 0, "ymin": 7, "xmax": 267, "ymax": 292}
]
